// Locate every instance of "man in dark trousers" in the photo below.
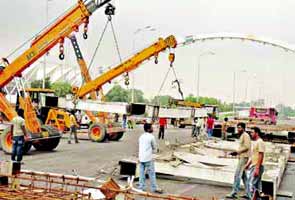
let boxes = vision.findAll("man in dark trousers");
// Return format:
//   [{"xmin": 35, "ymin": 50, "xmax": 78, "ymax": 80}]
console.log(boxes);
[
  {"xmin": 11, "ymin": 109, "xmax": 29, "ymax": 162},
  {"xmin": 158, "ymin": 117, "xmax": 167, "ymax": 140}
]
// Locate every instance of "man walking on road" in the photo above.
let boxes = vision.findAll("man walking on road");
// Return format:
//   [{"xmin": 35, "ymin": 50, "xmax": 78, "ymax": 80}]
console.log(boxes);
[
  {"xmin": 222, "ymin": 117, "xmax": 229, "ymax": 140},
  {"xmin": 11, "ymin": 109, "xmax": 29, "ymax": 162},
  {"xmin": 158, "ymin": 117, "xmax": 167, "ymax": 140},
  {"xmin": 245, "ymin": 127, "xmax": 265, "ymax": 200},
  {"xmin": 206, "ymin": 114, "xmax": 214, "ymax": 137},
  {"xmin": 227, "ymin": 122, "xmax": 251, "ymax": 199},
  {"xmin": 138, "ymin": 121, "xmax": 162, "ymax": 193},
  {"xmin": 68, "ymin": 111, "xmax": 79, "ymax": 144}
]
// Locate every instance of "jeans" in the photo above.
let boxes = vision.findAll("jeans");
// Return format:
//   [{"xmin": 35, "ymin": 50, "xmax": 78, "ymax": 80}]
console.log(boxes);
[
  {"xmin": 68, "ymin": 125, "xmax": 78, "ymax": 143},
  {"xmin": 139, "ymin": 161, "xmax": 157, "ymax": 192},
  {"xmin": 248, "ymin": 165, "xmax": 264, "ymax": 200},
  {"xmin": 11, "ymin": 136, "xmax": 24, "ymax": 162},
  {"xmin": 192, "ymin": 126, "xmax": 200, "ymax": 137},
  {"xmin": 207, "ymin": 128, "xmax": 213, "ymax": 137},
  {"xmin": 122, "ymin": 120, "xmax": 127, "ymax": 129},
  {"xmin": 231, "ymin": 157, "xmax": 249, "ymax": 197},
  {"xmin": 158, "ymin": 126, "xmax": 165, "ymax": 140}
]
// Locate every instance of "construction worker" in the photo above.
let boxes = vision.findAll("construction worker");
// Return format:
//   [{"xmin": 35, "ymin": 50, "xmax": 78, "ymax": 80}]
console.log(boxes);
[
  {"xmin": 122, "ymin": 114, "xmax": 127, "ymax": 129},
  {"xmin": 226, "ymin": 122, "xmax": 251, "ymax": 199},
  {"xmin": 11, "ymin": 109, "xmax": 29, "ymax": 162},
  {"xmin": 206, "ymin": 114, "xmax": 214, "ymax": 137},
  {"xmin": 222, "ymin": 117, "xmax": 229, "ymax": 140},
  {"xmin": 158, "ymin": 117, "xmax": 167, "ymax": 140},
  {"xmin": 68, "ymin": 111, "xmax": 79, "ymax": 144},
  {"xmin": 75, "ymin": 110, "xmax": 82, "ymax": 126},
  {"xmin": 138, "ymin": 120, "xmax": 162, "ymax": 193},
  {"xmin": 245, "ymin": 127, "xmax": 265, "ymax": 200}
]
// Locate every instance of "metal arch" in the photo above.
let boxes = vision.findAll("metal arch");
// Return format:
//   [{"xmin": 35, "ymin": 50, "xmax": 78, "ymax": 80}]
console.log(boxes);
[{"xmin": 177, "ymin": 33, "xmax": 295, "ymax": 53}]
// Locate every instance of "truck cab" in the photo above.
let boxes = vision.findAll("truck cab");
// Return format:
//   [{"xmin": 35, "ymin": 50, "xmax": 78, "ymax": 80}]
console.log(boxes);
[{"xmin": 249, "ymin": 107, "xmax": 278, "ymax": 125}]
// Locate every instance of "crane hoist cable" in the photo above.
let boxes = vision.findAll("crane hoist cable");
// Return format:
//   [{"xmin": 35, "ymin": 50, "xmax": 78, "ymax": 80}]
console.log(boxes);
[
  {"xmin": 88, "ymin": 19, "xmax": 110, "ymax": 73},
  {"xmin": 110, "ymin": 19, "xmax": 122, "ymax": 63},
  {"xmin": 155, "ymin": 61, "xmax": 184, "ymax": 104},
  {"xmin": 88, "ymin": 3, "xmax": 128, "ymax": 88},
  {"xmin": 171, "ymin": 66, "xmax": 184, "ymax": 100},
  {"xmin": 156, "ymin": 67, "xmax": 171, "ymax": 99},
  {"xmin": 87, "ymin": 3, "xmax": 124, "ymax": 84}
]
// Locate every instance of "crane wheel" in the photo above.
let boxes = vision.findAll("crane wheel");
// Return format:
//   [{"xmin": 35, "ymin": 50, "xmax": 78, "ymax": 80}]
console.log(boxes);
[
  {"xmin": 108, "ymin": 132, "xmax": 124, "ymax": 141},
  {"xmin": 0, "ymin": 128, "xmax": 32, "ymax": 154},
  {"xmin": 32, "ymin": 125, "xmax": 61, "ymax": 151},
  {"xmin": 88, "ymin": 123, "xmax": 106, "ymax": 142}
]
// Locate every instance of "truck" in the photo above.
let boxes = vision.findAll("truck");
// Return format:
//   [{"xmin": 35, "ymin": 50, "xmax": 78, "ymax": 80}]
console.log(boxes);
[{"xmin": 249, "ymin": 107, "xmax": 278, "ymax": 125}]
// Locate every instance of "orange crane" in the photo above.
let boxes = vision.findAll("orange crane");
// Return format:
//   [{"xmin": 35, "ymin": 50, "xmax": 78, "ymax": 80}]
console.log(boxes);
[
  {"xmin": 0, "ymin": 0, "xmax": 112, "ymax": 153},
  {"xmin": 70, "ymin": 35, "xmax": 177, "ymax": 142}
]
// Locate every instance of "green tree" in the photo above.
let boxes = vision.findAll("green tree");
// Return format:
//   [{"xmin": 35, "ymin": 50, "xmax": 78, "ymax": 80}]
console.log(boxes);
[
  {"xmin": 51, "ymin": 81, "xmax": 72, "ymax": 97},
  {"xmin": 105, "ymin": 85, "xmax": 147, "ymax": 103},
  {"xmin": 151, "ymin": 95, "xmax": 173, "ymax": 106},
  {"xmin": 276, "ymin": 104, "xmax": 295, "ymax": 117},
  {"xmin": 30, "ymin": 77, "xmax": 51, "ymax": 88},
  {"xmin": 184, "ymin": 95, "xmax": 233, "ymax": 112},
  {"xmin": 105, "ymin": 85, "xmax": 129, "ymax": 102},
  {"xmin": 185, "ymin": 94, "xmax": 197, "ymax": 103},
  {"xmin": 128, "ymin": 89, "xmax": 147, "ymax": 103}
]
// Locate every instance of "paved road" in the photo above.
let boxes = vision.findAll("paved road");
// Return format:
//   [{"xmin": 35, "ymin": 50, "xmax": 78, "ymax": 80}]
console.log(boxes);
[{"xmin": 0, "ymin": 125, "xmax": 294, "ymax": 199}]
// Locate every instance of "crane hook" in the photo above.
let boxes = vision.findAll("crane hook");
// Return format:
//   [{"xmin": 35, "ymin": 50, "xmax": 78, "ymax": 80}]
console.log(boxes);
[
  {"xmin": 124, "ymin": 73, "xmax": 130, "ymax": 86},
  {"xmin": 83, "ymin": 32, "xmax": 88, "ymax": 39},
  {"xmin": 154, "ymin": 55, "xmax": 158, "ymax": 64}
]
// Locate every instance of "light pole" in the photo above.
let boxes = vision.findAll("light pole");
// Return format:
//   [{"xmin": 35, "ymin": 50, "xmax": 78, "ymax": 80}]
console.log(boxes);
[
  {"xmin": 196, "ymin": 51, "xmax": 215, "ymax": 101},
  {"xmin": 131, "ymin": 26, "xmax": 156, "ymax": 103}
]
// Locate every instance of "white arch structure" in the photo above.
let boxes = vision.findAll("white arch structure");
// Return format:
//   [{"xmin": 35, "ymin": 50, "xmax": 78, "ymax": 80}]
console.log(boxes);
[
  {"xmin": 177, "ymin": 33, "xmax": 295, "ymax": 53},
  {"xmin": 7, "ymin": 32, "xmax": 294, "ymax": 95}
]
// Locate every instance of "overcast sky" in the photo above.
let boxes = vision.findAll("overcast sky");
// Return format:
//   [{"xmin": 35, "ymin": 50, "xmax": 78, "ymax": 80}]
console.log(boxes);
[{"xmin": 1, "ymin": 0, "xmax": 295, "ymax": 106}]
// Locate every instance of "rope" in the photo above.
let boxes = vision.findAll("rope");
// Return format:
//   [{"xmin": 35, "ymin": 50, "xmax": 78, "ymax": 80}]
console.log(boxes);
[
  {"xmin": 171, "ymin": 67, "xmax": 184, "ymax": 100},
  {"xmin": 110, "ymin": 20, "xmax": 122, "ymax": 63},
  {"xmin": 88, "ymin": 19, "xmax": 110, "ymax": 72},
  {"xmin": 156, "ymin": 67, "xmax": 171, "ymax": 105}
]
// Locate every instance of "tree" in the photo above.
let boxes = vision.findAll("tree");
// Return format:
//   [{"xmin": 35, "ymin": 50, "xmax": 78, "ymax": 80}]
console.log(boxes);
[
  {"xmin": 105, "ymin": 85, "xmax": 147, "ymax": 103},
  {"xmin": 105, "ymin": 85, "xmax": 129, "ymax": 102},
  {"xmin": 184, "ymin": 94, "xmax": 232, "ymax": 112},
  {"xmin": 151, "ymin": 95, "xmax": 173, "ymax": 106},
  {"xmin": 128, "ymin": 89, "xmax": 147, "ymax": 103},
  {"xmin": 276, "ymin": 104, "xmax": 295, "ymax": 117},
  {"xmin": 51, "ymin": 81, "xmax": 72, "ymax": 97},
  {"xmin": 30, "ymin": 77, "xmax": 51, "ymax": 88},
  {"xmin": 185, "ymin": 94, "xmax": 197, "ymax": 103}
]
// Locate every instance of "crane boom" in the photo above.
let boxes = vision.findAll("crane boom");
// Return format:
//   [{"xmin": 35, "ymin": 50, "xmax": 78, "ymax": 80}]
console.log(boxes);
[
  {"xmin": 73, "ymin": 35, "xmax": 177, "ymax": 98},
  {"xmin": 0, "ymin": 0, "xmax": 111, "ymax": 88}
]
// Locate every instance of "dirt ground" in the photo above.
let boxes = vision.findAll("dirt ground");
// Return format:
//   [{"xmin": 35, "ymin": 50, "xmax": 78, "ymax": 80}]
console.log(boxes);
[{"xmin": 0, "ymin": 125, "xmax": 294, "ymax": 200}]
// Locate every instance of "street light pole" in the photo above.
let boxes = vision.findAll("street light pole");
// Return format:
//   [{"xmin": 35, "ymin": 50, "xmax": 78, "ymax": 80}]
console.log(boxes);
[{"xmin": 196, "ymin": 51, "xmax": 215, "ymax": 101}]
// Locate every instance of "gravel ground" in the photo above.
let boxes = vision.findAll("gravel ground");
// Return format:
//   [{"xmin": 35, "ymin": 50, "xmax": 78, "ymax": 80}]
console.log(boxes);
[{"xmin": 0, "ymin": 125, "xmax": 294, "ymax": 199}]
